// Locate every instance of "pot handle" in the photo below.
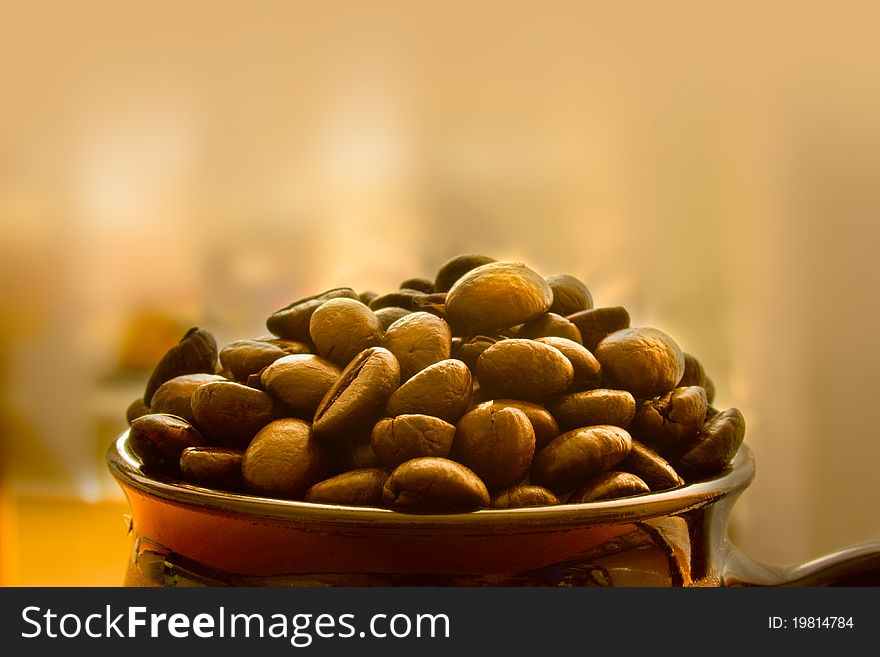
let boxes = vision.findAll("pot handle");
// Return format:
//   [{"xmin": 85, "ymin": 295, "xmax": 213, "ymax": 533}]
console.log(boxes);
[{"xmin": 722, "ymin": 540, "xmax": 880, "ymax": 586}]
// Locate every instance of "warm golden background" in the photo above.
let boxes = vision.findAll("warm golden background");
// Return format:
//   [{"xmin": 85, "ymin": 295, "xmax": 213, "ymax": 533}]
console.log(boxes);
[{"xmin": 2, "ymin": 1, "xmax": 879, "ymax": 585}]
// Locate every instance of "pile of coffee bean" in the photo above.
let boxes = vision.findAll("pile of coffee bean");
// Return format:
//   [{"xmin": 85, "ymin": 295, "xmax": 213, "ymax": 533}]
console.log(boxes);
[{"xmin": 125, "ymin": 255, "xmax": 746, "ymax": 512}]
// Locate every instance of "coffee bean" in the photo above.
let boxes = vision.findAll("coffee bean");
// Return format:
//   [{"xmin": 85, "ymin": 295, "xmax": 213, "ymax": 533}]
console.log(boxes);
[
  {"xmin": 382, "ymin": 457, "xmax": 490, "ymax": 511},
  {"xmin": 566, "ymin": 306, "xmax": 631, "ymax": 353},
  {"xmin": 384, "ymin": 358, "xmax": 473, "ymax": 423},
  {"xmin": 257, "ymin": 336, "xmax": 314, "ymax": 354},
  {"xmin": 678, "ymin": 352, "xmax": 707, "ymax": 388},
  {"xmin": 126, "ymin": 397, "xmax": 151, "ymax": 424},
  {"xmin": 368, "ymin": 289, "xmax": 429, "ymax": 312},
  {"xmin": 331, "ymin": 431, "xmax": 384, "ymax": 472},
  {"xmin": 469, "ymin": 380, "xmax": 490, "ymax": 406},
  {"xmin": 261, "ymin": 354, "xmax": 341, "ymax": 418},
  {"xmin": 531, "ymin": 425, "xmax": 632, "ymax": 493},
  {"xmin": 618, "ymin": 440, "xmax": 685, "ymax": 491},
  {"xmin": 309, "ymin": 298, "xmax": 383, "ymax": 367},
  {"xmin": 374, "ymin": 306, "xmax": 412, "ymax": 331},
  {"xmin": 312, "ymin": 347, "xmax": 401, "ymax": 442},
  {"xmin": 179, "ymin": 446, "xmax": 244, "ymax": 491},
  {"xmin": 675, "ymin": 407, "xmax": 746, "ymax": 480},
  {"xmin": 703, "ymin": 376, "xmax": 717, "ymax": 405},
  {"xmin": 129, "ymin": 413, "xmax": 207, "ymax": 475},
  {"xmin": 535, "ymin": 336, "xmax": 601, "ymax": 390},
  {"xmin": 594, "ymin": 327, "xmax": 685, "ymax": 399},
  {"xmin": 629, "ymin": 386, "xmax": 708, "ymax": 454},
  {"xmin": 410, "ymin": 292, "xmax": 448, "ymax": 319},
  {"xmin": 382, "ymin": 311, "xmax": 452, "ymax": 382},
  {"xmin": 476, "ymin": 339, "xmax": 573, "ymax": 403},
  {"xmin": 473, "ymin": 399, "xmax": 560, "ymax": 452},
  {"xmin": 491, "ymin": 484, "xmax": 560, "ymax": 508},
  {"xmin": 568, "ymin": 471, "xmax": 651, "ymax": 503},
  {"xmin": 445, "ymin": 261, "xmax": 553, "ymax": 336},
  {"xmin": 191, "ymin": 380, "xmax": 281, "ymax": 448},
  {"xmin": 546, "ymin": 273, "xmax": 593, "ymax": 316},
  {"xmin": 399, "ymin": 277, "xmax": 435, "ymax": 293},
  {"xmin": 451, "ymin": 335, "xmax": 503, "ymax": 371},
  {"xmin": 371, "ymin": 414, "xmax": 456, "ymax": 468},
  {"xmin": 305, "ymin": 467, "xmax": 392, "ymax": 507},
  {"xmin": 547, "ymin": 388, "xmax": 636, "ymax": 433},
  {"xmin": 433, "ymin": 254, "xmax": 496, "ymax": 293},
  {"xmin": 150, "ymin": 373, "xmax": 227, "ymax": 426},
  {"xmin": 516, "ymin": 313, "xmax": 583, "ymax": 343},
  {"xmin": 266, "ymin": 288, "xmax": 360, "ymax": 342},
  {"xmin": 143, "ymin": 327, "xmax": 218, "ymax": 406},
  {"xmin": 218, "ymin": 339, "xmax": 300, "ymax": 383},
  {"xmin": 242, "ymin": 418, "xmax": 332, "ymax": 499},
  {"xmin": 450, "ymin": 405, "xmax": 535, "ymax": 491}
]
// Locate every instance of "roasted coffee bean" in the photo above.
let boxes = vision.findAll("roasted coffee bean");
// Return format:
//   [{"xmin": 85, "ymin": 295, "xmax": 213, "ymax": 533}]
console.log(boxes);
[
  {"xmin": 474, "ymin": 400, "xmax": 560, "ymax": 452},
  {"xmin": 371, "ymin": 414, "xmax": 456, "ymax": 468},
  {"xmin": 143, "ymin": 327, "xmax": 218, "ymax": 405},
  {"xmin": 629, "ymin": 386, "xmax": 709, "ymax": 454},
  {"xmin": 179, "ymin": 446, "xmax": 244, "ymax": 491},
  {"xmin": 382, "ymin": 457, "xmax": 490, "ymax": 511},
  {"xmin": 368, "ymin": 289, "xmax": 429, "ymax": 312},
  {"xmin": 433, "ymin": 254, "xmax": 496, "ymax": 293},
  {"xmin": 490, "ymin": 484, "xmax": 560, "ymax": 508},
  {"xmin": 450, "ymin": 405, "xmax": 535, "ymax": 491},
  {"xmin": 219, "ymin": 339, "xmax": 304, "ymax": 383},
  {"xmin": 312, "ymin": 347, "xmax": 401, "ymax": 442},
  {"xmin": 309, "ymin": 297, "xmax": 383, "ymax": 367},
  {"xmin": 535, "ymin": 336, "xmax": 601, "ymax": 390},
  {"xmin": 266, "ymin": 287, "xmax": 360, "ymax": 342},
  {"xmin": 411, "ymin": 292, "xmax": 448, "ymax": 318},
  {"xmin": 304, "ymin": 467, "xmax": 392, "ymax": 507},
  {"xmin": 618, "ymin": 440, "xmax": 685, "ymax": 491},
  {"xmin": 547, "ymin": 388, "xmax": 636, "ymax": 433},
  {"xmin": 475, "ymin": 339, "xmax": 573, "ymax": 403},
  {"xmin": 242, "ymin": 418, "xmax": 332, "ymax": 499},
  {"xmin": 469, "ymin": 380, "xmax": 490, "ymax": 406},
  {"xmin": 451, "ymin": 335, "xmax": 503, "ymax": 371},
  {"xmin": 150, "ymin": 373, "xmax": 227, "ymax": 426},
  {"xmin": 382, "ymin": 311, "xmax": 452, "ymax": 382},
  {"xmin": 331, "ymin": 431, "xmax": 384, "ymax": 472},
  {"xmin": 191, "ymin": 380, "xmax": 281, "ymax": 448},
  {"xmin": 126, "ymin": 397, "xmax": 151, "ymax": 424},
  {"xmin": 261, "ymin": 354, "xmax": 341, "ymax": 418},
  {"xmin": 594, "ymin": 327, "xmax": 685, "ymax": 399},
  {"xmin": 547, "ymin": 274, "xmax": 593, "ymax": 316},
  {"xmin": 374, "ymin": 306, "xmax": 412, "ymax": 331},
  {"xmin": 384, "ymin": 358, "xmax": 473, "ymax": 423},
  {"xmin": 678, "ymin": 352, "xmax": 707, "ymax": 388},
  {"xmin": 516, "ymin": 313, "xmax": 583, "ymax": 343},
  {"xmin": 566, "ymin": 306, "xmax": 631, "ymax": 353},
  {"xmin": 399, "ymin": 277, "xmax": 435, "ymax": 293},
  {"xmin": 567, "ymin": 471, "xmax": 651, "ymax": 503},
  {"xmin": 258, "ymin": 337, "xmax": 314, "ymax": 353},
  {"xmin": 129, "ymin": 414, "xmax": 207, "ymax": 474},
  {"xmin": 703, "ymin": 376, "xmax": 717, "ymax": 405},
  {"xmin": 530, "ymin": 425, "xmax": 632, "ymax": 493},
  {"xmin": 245, "ymin": 371, "xmax": 267, "ymax": 390},
  {"xmin": 675, "ymin": 407, "xmax": 746, "ymax": 480},
  {"xmin": 445, "ymin": 261, "xmax": 553, "ymax": 336}
]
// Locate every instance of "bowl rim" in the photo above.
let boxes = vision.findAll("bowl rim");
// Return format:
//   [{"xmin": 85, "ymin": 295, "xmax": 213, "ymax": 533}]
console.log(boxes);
[{"xmin": 107, "ymin": 430, "xmax": 755, "ymax": 530}]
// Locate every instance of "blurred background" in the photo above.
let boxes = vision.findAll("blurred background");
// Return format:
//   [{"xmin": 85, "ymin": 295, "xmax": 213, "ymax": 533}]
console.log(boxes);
[{"xmin": 2, "ymin": 0, "xmax": 879, "ymax": 585}]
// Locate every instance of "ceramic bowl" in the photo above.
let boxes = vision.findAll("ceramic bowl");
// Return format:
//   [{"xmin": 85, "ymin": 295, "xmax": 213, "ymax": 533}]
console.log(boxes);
[{"xmin": 107, "ymin": 431, "xmax": 880, "ymax": 586}]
